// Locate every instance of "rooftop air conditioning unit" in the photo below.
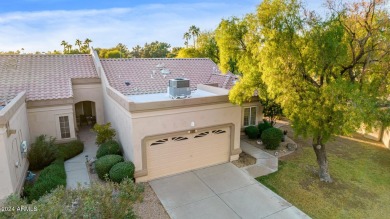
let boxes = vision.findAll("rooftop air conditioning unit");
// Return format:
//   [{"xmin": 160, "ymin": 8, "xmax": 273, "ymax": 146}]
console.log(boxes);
[{"xmin": 168, "ymin": 78, "xmax": 191, "ymax": 99}]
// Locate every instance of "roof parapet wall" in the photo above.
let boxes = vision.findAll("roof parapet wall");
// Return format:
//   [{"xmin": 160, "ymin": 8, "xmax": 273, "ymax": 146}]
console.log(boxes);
[{"xmin": 0, "ymin": 92, "xmax": 26, "ymax": 125}]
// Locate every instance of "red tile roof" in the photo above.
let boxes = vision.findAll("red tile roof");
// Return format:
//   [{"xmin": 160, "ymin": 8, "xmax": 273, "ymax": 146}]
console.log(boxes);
[
  {"xmin": 0, "ymin": 54, "xmax": 98, "ymax": 102},
  {"xmin": 101, "ymin": 58, "xmax": 236, "ymax": 95}
]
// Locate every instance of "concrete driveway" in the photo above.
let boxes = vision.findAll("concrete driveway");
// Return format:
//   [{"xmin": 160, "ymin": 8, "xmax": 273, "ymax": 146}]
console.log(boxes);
[{"xmin": 150, "ymin": 163, "xmax": 309, "ymax": 219}]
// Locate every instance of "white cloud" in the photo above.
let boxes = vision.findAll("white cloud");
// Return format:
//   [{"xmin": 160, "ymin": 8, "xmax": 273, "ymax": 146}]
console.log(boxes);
[{"xmin": 0, "ymin": 2, "xmax": 257, "ymax": 53}]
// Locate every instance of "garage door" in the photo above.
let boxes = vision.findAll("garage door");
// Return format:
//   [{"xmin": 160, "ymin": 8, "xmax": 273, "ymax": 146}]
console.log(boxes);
[{"xmin": 146, "ymin": 127, "xmax": 230, "ymax": 180}]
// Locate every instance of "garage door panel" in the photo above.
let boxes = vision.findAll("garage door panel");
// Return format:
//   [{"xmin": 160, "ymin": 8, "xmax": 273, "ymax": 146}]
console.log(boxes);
[
  {"xmin": 148, "ymin": 150, "xmax": 229, "ymax": 179},
  {"xmin": 146, "ymin": 127, "xmax": 230, "ymax": 180},
  {"xmin": 148, "ymin": 144, "xmax": 229, "ymax": 168},
  {"xmin": 148, "ymin": 138, "xmax": 228, "ymax": 159}
]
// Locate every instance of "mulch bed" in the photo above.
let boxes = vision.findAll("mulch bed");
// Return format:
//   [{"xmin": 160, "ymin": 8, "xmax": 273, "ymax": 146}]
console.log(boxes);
[{"xmin": 232, "ymin": 152, "xmax": 257, "ymax": 168}]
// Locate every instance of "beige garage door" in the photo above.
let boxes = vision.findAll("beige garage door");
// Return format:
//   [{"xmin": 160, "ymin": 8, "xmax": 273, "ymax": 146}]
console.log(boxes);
[{"xmin": 146, "ymin": 127, "xmax": 231, "ymax": 180}]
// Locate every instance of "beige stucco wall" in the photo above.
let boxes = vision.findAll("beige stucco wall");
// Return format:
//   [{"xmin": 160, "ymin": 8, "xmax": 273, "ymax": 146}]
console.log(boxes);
[
  {"xmin": 72, "ymin": 83, "xmax": 104, "ymax": 125},
  {"xmin": 0, "ymin": 94, "xmax": 30, "ymax": 200},
  {"xmin": 382, "ymin": 127, "xmax": 390, "ymax": 148},
  {"xmin": 90, "ymin": 50, "xmax": 242, "ymax": 181},
  {"xmin": 130, "ymin": 103, "xmax": 242, "ymax": 173},
  {"xmin": 102, "ymin": 87, "xmax": 135, "ymax": 161},
  {"xmin": 94, "ymin": 50, "xmax": 135, "ymax": 161},
  {"xmin": 357, "ymin": 125, "xmax": 383, "ymax": 141},
  {"xmin": 0, "ymin": 131, "xmax": 13, "ymax": 201},
  {"xmin": 27, "ymin": 105, "xmax": 76, "ymax": 142}
]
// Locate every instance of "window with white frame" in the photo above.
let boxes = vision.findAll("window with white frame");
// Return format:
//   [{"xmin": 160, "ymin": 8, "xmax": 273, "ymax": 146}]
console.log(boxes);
[
  {"xmin": 59, "ymin": 116, "xmax": 71, "ymax": 139},
  {"xmin": 244, "ymin": 107, "xmax": 257, "ymax": 126}
]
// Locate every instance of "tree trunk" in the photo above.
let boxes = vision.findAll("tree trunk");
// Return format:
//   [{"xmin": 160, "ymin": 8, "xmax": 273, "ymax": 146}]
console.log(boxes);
[{"xmin": 312, "ymin": 137, "xmax": 333, "ymax": 183}]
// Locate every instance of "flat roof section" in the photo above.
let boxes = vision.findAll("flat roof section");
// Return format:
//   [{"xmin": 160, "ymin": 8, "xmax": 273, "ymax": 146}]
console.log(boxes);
[{"xmin": 127, "ymin": 89, "xmax": 217, "ymax": 103}]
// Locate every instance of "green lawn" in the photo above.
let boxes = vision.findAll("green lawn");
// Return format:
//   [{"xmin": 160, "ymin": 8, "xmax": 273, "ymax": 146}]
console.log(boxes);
[{"xmin": 258, "ymin": 126, "xmax": 390, "ymax": 219}]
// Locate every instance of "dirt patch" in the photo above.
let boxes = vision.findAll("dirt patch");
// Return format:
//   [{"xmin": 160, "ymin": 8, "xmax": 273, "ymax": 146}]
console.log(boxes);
[
  {"xmin": 232, "ymin": 152, "xmax": 256, "ymax": 168},
  {"xmin": 133, "ymin": 183, "xmax": 170, "ymax": 219}
]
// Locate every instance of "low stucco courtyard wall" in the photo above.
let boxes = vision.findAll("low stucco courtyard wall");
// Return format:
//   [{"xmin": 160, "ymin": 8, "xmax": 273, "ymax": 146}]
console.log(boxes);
[{"xmin": 0, "ymin": 92, "xmax": 30, "ymax": 200}]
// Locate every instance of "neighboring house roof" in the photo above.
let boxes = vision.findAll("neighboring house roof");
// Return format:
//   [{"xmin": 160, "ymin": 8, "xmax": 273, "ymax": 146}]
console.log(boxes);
[
  {"xmin": 101, "ymin": 58, "xmax": 237, "ymax": 95},
  {"xmin": 0, "ymin": 54, "xmax": 98, "ymax": 102}
]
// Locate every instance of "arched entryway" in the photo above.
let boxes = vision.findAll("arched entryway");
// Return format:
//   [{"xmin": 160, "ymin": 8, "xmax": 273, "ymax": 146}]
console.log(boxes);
[{"xmin": 75, "ymin": 101, "xmax": 97, "ymax": 128}]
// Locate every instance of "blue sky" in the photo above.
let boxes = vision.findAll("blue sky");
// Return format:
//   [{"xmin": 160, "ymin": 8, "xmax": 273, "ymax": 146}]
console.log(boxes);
[{"xmin": 0, "ymin": 0, "xmax": 327, "ymax": 53}]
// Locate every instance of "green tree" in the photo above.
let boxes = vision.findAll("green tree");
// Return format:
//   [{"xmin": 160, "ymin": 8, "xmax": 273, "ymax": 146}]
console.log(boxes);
[
  {"xmin": 115, "ymin": 43, "xmax": 130, "ymax": 58},
  {"xmin": 215, "ymin": 17, "xmax": 249, "ymax": 74},
  {"xmin": 91, "ymin": 123, "xmax": 116, "ymax": 145},
  {"xmin": 104, "ymin": 49, "xmax": 122, "ymax": 58},
  {"xmin": 130, "ymin": 45, "xmax": 142, "ymax": 58},
  {"xmin": 130, "ymin": 41, "xmax": 171, "ymax": 58},
  {"xmin": 177, "ymin": 30, "xmax": 220, "ymax": 63},
  {"xmin": 260, "ymin": 98, "xmax": 283, "ymax": 126},
  {"xmin": 143, "ymin": 41, "xmax": 171, "ymax": 58},
  {"xmin": 227, "ymin": 0, "xmax": 390, "ymax": 182},
  {"xmin": 167, "ymin": 47, "xmax": 182, "ymax": 58},
  {"xmin": 176, "ymin": 48, "xmax": 204, "ymax": 58},
  {"xmin": 105, "ymin": 50, "xmax": 122, "ymax": 58},
  {"xmin": 195, "ymin": 31, "xmax": 220, "ymax": 64}
]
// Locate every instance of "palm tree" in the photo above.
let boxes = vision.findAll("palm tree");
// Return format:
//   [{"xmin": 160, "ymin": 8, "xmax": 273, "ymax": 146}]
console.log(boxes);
[
  {"xmin": 61, "ymin": 40, "xmax": 68, "ymax": 53},
  {"xmin": 65, "ymin": 44, "xmax": 72, "ymax": 54},
  {"xmin": 189, "ymin": 25, "xmax": 200, "ymax": 48},
  {"xmin": 183, "ymin": 32, "xmax": 191, "ymax": 48},
  {"xmin": 84, "ymin": 38, "xmax": 92, "ymax": 48},
  {"xmin": 75, "ymin": 39, "xmax": 82, "ymax": 51}
]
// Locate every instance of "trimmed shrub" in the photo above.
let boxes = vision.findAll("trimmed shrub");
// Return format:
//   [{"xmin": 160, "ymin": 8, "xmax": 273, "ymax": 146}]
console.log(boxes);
[
  {"xmin": 95, "ymin": 155, "xmax": 124, "ymax": 180},
  {"xmin": 96, "ymin": 140, "xmax": 122, "ymax": 159},
  {"xmin": 55, "ymin": 140, "xmax": 84, "ymax": 160},
  {"xmin": 1, "ymin": 179, "xmax": 143, "ymax": 219},
  {"xmin": 258, "ymin": 120, "xmax": 272, "ymax": 137},
  {"xmin": 27, "ymin": 135, "xmax": 56, "ymax": 170},
  {"xmin": 261, "ymin": 128, "xmax": 283, "ymax": 150},
  {"xmin": 27, "ymin": 159, "xmax": 66, "ymax": 202},
  {"xmin": 109, "ymin": 161, "xmax": 135, "ymax": 183},
  {"xmin": 91, "ymin": 123, "xmax": 116, "ymax": 145},
  {"xmin": 245, "ymin": 126, "xmax": 259, "ymax": 139}
]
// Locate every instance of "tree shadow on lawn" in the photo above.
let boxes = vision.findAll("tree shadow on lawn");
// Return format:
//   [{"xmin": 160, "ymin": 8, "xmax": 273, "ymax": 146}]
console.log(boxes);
[{"xmin": 259, "ymin": 124, "xmax": 390, "ymax": 219}]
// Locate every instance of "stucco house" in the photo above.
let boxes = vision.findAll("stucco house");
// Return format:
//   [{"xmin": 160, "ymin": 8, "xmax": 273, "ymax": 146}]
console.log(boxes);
[{"xmin": 0, "ymin": 51, "xmax": 262, "ymax": 199}]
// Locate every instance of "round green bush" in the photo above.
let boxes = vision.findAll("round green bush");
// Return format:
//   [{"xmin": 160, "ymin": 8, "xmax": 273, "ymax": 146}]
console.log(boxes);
[
  {"xmin": 109, "ymin": 161, "xmax": 135, "ymax": 183},
  {"xmin": 245, "ymin": 126, "xmax": 259, "ymax": 139},
  {"xmin": 261, "ymin": 128, "xmax": 283, "ymax": 150},
  {"xmin": 258, "ymin": 121, "xmax": 272, "ymax": 137},
  {"xmin": 95, "ymin": 155, "xmax": 124, "ymax": 180},
  {"xmin": 96, "ymin": 140, "xmax": 122, "ymax": 159}
]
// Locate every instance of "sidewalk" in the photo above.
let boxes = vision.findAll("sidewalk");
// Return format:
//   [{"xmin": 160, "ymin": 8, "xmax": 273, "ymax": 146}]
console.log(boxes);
[
  {"xmin": 240, "ymin": 140, "xmax": 278, "ymax": 178},
  {"xmin": 64, "ymin": 127, "xmax": 97, "ymax": 189}
]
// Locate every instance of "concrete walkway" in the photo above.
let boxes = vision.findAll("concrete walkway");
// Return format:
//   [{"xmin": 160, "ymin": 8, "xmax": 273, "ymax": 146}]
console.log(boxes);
[
  {"xmin": 65, "ymin": 127, "xmax": 97, "ymax": 189},
  {"xmin": 240, "ymin": 140, "xmax": 278, "ymax": 178},
  {"xmin": 150, "ymin": 163, "xmax": 310, "ymax": 219}
]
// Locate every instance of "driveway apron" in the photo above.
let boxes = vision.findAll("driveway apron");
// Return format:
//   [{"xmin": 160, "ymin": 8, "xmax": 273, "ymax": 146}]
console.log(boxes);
[{"xmin": 150, "ymin": 163, "xmax": 310, "ymax": 219}]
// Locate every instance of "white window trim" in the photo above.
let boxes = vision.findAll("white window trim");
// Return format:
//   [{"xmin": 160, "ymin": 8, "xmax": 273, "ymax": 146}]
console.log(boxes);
[{"xmin": 243, "ymin": 106, "xmax": 257, "ymax": 127}]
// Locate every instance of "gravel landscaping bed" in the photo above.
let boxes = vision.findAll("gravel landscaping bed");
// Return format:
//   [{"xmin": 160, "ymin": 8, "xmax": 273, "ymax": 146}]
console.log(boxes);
[
  {"xmin": 242, "ymin": 134, "xmax": 298, "ymax": 158},
  {"xmin": 232, "ymin": 152, "xmax": 256, "ymax": 168},
  {"xmin": 87, "ymin": 162, "xmax": 169, "ymax": 219},
  {"xmin": 133, "ymin": 183, "xmax": 170, "ymax": 219}
]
